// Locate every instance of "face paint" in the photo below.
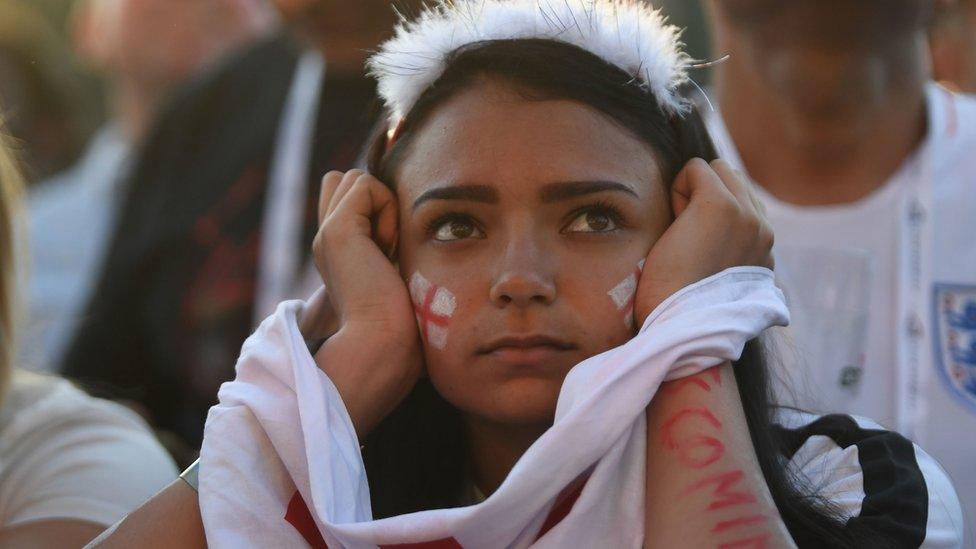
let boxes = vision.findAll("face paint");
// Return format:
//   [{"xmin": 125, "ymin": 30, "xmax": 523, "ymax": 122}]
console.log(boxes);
[
  {"xmin": 409, "ymin": 272, "xmax": 457, "ymax": 350},
  {"xmin": 608, "ymin": 260, "xmax": 646, "ymax": 327}
]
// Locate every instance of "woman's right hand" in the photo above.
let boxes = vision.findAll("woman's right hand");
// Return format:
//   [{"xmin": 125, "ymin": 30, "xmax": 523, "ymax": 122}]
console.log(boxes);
[{"xmin": 310, "ymin": 170, "xmax": 424, "ymax": 437}]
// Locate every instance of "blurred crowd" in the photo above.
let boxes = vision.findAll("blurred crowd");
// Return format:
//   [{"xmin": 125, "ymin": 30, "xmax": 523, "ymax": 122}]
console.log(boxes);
[{"xmin": 0, "ymin": 0, "xmax": 974, "ymax": 545}]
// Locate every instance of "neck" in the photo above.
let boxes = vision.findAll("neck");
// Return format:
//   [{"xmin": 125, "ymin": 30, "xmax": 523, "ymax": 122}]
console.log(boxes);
[
  {"xmin": 464, "ymin": 414, "xmax": 548, "ymax": 496},
  {"xmin": 713, "ymin": 30, "xmax": 929, "ymax": 206},
  {"xmin": 110, "ymin": 77, "xmax": 166, "ymax": 143}
]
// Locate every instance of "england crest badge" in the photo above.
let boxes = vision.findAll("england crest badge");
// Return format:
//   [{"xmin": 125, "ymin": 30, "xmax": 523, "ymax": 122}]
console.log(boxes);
[{"xmin": 933, "ymin": 283, "xmax": 976, "ymax": 413}]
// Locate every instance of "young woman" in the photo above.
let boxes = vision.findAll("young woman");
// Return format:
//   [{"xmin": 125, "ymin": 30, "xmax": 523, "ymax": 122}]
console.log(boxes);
[{"xmin": 90, "ymin": 1, "xmax": 963, "ymax": 547}]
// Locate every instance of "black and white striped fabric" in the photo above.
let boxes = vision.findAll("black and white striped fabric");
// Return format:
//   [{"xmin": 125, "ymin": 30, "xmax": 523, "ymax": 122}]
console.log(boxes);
[{"xmin": 775, "ymin": 409, "xmax": 967, "ymax": 548}]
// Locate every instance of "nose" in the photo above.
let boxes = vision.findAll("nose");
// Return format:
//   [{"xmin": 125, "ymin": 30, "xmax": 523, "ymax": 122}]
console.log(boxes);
[{"xmin": 489, "ymin": 236, "xmax": 557, "ymax": 308}]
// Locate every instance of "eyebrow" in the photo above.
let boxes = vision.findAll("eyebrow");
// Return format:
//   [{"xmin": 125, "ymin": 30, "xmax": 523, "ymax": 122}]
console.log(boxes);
[
  {"xmin": 411, "ymin": 180, "xmax": 639, "ymax": 211},
  {"xmin": 412, "ymin": 185, "xmax": 499, "ymax": 211},
  {"xmin": 539, "ymin": 180, "xmax": 639, "ymax": 203}
]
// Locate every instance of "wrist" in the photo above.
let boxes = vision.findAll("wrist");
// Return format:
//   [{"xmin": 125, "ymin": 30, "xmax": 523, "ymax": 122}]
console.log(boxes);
[{"xmin": 315, "ymin": 323, "xmax": 422, "ymax": 437}]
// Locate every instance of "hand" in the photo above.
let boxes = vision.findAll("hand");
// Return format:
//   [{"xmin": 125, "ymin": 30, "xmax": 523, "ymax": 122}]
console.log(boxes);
[
  {"xmin": 634, "ymin": 159, "xmax": 774, "ymax": 325},
  {"xmin": 310, "ymin": 170, "xmax": 424, "ymax": 435}
]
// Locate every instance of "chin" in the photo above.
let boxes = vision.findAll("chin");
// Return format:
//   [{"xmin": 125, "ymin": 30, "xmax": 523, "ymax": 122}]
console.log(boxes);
[{"xmin": 441, "ymin": 376, "xmax": 563, "ymax": 427}]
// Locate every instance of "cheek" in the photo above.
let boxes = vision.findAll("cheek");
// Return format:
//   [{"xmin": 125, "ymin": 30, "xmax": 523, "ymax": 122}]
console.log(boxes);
[
  {"xmin": 607, "ymin": 260, "xmax": 646, "ymax": 329},
  {"xmin": 408, "ymin": 272, "xmax": 458, "ymax": 350}
]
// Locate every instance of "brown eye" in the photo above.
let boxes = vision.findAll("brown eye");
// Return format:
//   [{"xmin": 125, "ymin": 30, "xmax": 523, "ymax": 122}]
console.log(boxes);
[
  {"xmin": 586, "ymin": 212, "xmax": 610, "ymax": 231},
  {"xmin": 565, "ymin": 209, "xmax": 618, "ymax": 233},
  {"xmin": 433, "ymin": 218, "xmax": 484, "ymax": 241}
]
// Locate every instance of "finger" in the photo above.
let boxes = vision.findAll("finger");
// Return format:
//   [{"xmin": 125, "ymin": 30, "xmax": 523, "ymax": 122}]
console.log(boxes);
[
  {"xmin": 714, "ymin": 163, "xmax": 776, "ymax": 269},
  {"xmin": 370, "ymin": 176, "xmax": 399, "ymax": 258},
  {"xmin": 671, "ymin": 157, "xmax": 736, "ymax": 218},
  {"xmin": 710, "ymin": 159, "xmax": 757, "ymax": 216},
  {"xmin": 327, "ymin": 169, "xmax": 366, "ymax": 215},
  {"xmin": 732, "ymin": 167, "xmax": 768, "ymax": 219},
  {"xmin": 318, "ymin": 171, "xmax": 344, "ymax": 225},
  {"xmin": 331, "ymin": 173, "xmax": 399, "ymax": 255},
  {"xmin": 735, "ymin": 169, "xmax": 766, "ymax": 217}
]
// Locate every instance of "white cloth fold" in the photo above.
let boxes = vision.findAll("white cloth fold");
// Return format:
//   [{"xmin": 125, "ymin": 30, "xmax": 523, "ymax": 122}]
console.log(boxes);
[{"xmin": 200, "ymin": 267, "xmax": 789, "ymax": 548}]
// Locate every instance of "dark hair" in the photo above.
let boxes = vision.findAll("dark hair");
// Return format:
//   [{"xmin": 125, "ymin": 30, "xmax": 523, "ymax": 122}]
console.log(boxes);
[{"xmin": 361, "ymin": 39, "xmax": 877, "ymax": 548}]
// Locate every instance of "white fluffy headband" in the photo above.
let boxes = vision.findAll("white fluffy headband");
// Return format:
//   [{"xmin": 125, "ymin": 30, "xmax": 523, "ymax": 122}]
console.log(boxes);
[{"xmin": 367, "ymin": 0, "xmax": 693, "ymax": 127}]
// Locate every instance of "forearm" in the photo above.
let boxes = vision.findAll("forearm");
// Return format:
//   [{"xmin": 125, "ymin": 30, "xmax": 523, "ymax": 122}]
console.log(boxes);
[
  {"xmin": 643, "ymin": 363, "xmax": 795, "ymax": 549},
  {"xmin": 84, "ymin": 480, "xmax": 205, "ymax": 549}
]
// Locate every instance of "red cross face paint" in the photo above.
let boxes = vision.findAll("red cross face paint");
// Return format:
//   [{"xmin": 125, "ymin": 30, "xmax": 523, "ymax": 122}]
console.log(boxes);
[
  {"xmin": 608, "ymin": 260, "xmax": 646, "ymax": 327},
  {"xmin": 409, "ymin": 272, "xmax": 458, "ymax": 350}
]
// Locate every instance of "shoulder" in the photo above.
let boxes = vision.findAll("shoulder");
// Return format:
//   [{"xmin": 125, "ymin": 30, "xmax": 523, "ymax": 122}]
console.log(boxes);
[
  {"xmin": 119, "ymin": 33, "xmax": 301, "ymax": 233},
  {"xmin": 144, "ymin": 32, "xmax": 299, "ymax": 158},
  {"xmin": 773, "ymin": 409, "xmax": 966, "ymax": 548},
  {"xmin": 0, "ymin": 371, "xmax": 157, "ymax": 442},
  {"xmin": 0, "ymin": 371, "xmax": 178, "ymax": 528}
]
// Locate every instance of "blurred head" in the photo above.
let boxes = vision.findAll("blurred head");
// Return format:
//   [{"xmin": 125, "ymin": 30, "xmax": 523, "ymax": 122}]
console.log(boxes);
[
  {"xmin": 708, "ymin": 0, "xmax": 934, "ymax": 114},
  {"xmin": 367, "ymin": 39, "xmax": 711, "ymax": 429},
  {"xmin": 271, "ymin": 0, "xmax": 417, "ymax": 72},
  {"xmin": 74, "ymin": 0, "xmax": 276, "ymax": 89},
  {"xmin": 930, "ymin": 0, "xmax": 976, "ymax": 92},
  {"xmin": 0, "ymin": 114, "xmax": 23, "ymax": 401},
  {"xmin": 712, "ymin": 0, "xmax": 934, "ymax": 41},
  {"xmin": 0, "ymin": 0, "xmax": 83, "ymax": 180}
]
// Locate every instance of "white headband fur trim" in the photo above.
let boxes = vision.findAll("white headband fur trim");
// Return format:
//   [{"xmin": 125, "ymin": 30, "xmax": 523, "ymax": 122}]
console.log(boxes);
[{"xmin": 368, "ymin": 0, "xmax": 692, "ymax": 125}]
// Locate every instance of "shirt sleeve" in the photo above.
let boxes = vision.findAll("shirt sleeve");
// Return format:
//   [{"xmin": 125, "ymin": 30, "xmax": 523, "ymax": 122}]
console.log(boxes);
[
  {"xmin": 775, "ymin": 412, "xmax": 966, "ymax": 548},
  {"xmin": 1, "ymin": 386, "xmax": 179, "ymax": 528}
]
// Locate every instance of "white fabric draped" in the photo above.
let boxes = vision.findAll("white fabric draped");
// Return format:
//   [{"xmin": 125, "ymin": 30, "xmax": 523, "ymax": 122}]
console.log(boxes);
[{"xmin": 200, "ymin": 267, "xmax": 789, "ymax": 548}]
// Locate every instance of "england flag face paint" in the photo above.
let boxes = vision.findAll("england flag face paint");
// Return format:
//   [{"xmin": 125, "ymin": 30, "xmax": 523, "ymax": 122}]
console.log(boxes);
[
  {"xmin": 608, "ymin": 260, "xmax": 646, "ymax": 327},
  {"xmin": 409, "ymin": 272, "xmax": 458, "ymax": 350}
]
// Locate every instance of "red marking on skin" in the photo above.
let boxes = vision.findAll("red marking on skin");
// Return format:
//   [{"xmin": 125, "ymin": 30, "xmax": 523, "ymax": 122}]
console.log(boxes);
[
  {"xmin": 660, "ymin": 368, "xmax": 723, "ymax": 395},
  {"xmin": 708, "ymin": 367, "xmax": 722, "ymax": 385},
  {"xmin": 711, "ymin": 514, "xmax": 767, "ymax": 533},
  {"xmin": 285, "ymin": 491, "xmax": 328, "ymax": 549},
  {"xmin": 660, "ymin": 376, "xmax": 713, "ymax": 395},
  {"xmin": 661, "ymin": 407, "xmax": 725, "ymax": 468},
  {"xmin": 682, "ymin": 470, "xmax": 757, "ymax": 511},
  {"xmin": 718, "ymin": 534, "xmax": 771, "ymax": 548},
  {"xmin": 414, "ymin": 284, "xmax": 451, "ymax": 344}
]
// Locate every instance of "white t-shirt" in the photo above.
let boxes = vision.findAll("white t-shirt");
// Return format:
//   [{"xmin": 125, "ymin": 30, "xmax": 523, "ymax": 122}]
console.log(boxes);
[
  {"xmin": 0, "ymin": 370, "xmax": 178, "ymax": 528},
  {"xmin": 705, "ymin": 82, "xmax": 976, "ymax": 535},
  {"xmin": 748, "ymin": 144, "xmax": 909, "ymax": 427}
]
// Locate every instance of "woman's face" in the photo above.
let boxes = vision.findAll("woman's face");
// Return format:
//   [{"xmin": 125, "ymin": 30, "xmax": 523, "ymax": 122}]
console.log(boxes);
[{"xmin": 395, "ymin": 80, "xmax": 671, "ymax": 427}]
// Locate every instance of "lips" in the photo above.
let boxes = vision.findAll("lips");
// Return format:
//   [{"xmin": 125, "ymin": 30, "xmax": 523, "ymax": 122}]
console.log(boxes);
[{"xmin": 478, "ymin": 335, "xmax": 577, "ymax": 366}]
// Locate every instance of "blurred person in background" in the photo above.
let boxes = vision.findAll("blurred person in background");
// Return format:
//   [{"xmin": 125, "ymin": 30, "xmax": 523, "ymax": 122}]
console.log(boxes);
[
  {"xmin": 0, "ymin": 115, "xmax": 177, "ymax": 547},
  {"xmin": 21, "ymin": 0, "xmax": 276, "ymax": 376},
  {"xmin": 0, "ymin": 0, "xmax": 86, "ymax": 182},
  {"xmin": 930, "ymin": 0, "xmax": 976, "ymax": 93},
  {"xmin": 61, "ymin": 0, "xmax": 413, "ymax": 455},
  {"xmin": 704, "ymin": 0, "xmax": 976, "ymax": 530}
]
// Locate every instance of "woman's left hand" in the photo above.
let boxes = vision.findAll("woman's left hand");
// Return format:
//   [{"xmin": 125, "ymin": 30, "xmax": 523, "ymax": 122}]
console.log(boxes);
[{"xmin": 633, "ymin": 158, "xmax": 774, "ymax": 325}]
